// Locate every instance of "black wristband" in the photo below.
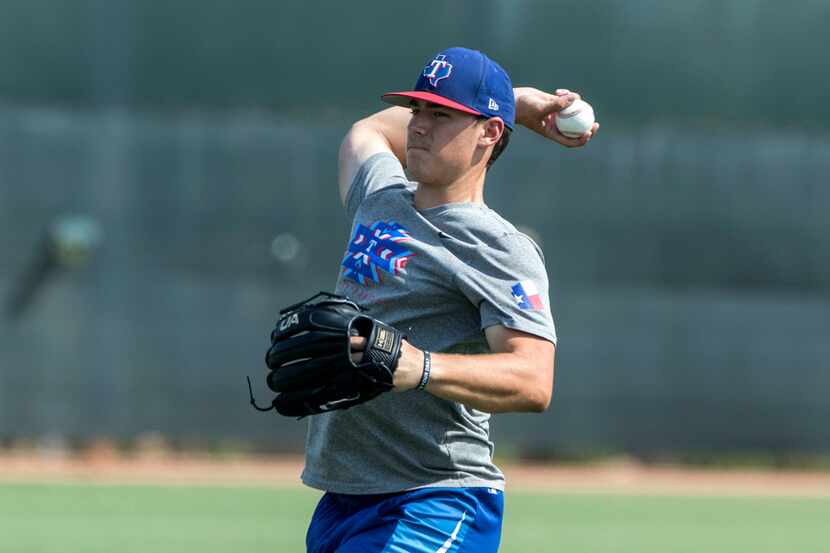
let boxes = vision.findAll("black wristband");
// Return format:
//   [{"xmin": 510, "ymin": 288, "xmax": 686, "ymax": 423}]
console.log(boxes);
[{"xmin": 416, "ymin": 351, "xmax": 431, "ymax": 391}]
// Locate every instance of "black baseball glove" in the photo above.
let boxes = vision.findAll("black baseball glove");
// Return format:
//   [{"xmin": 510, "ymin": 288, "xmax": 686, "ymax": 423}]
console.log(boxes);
[{"xmin": 247, "ymin": 292, "xmax": 404, "ymax": 417}]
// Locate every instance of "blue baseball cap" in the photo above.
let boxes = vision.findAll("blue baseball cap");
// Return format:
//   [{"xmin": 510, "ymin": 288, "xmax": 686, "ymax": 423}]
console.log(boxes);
[{"xmin": 382, "ymin": 47, "xmax": 515, "ymax": 130}]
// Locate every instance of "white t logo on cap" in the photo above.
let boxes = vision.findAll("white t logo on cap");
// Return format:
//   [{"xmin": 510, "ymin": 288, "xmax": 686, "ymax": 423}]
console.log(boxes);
[{"xmin": 423, "ymin": 55, "xmax": 453, "ymax": 87}]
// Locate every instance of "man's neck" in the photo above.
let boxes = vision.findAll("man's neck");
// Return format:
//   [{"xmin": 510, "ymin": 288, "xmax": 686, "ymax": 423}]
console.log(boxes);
[{"xmin": 413, "ymin": 168, "xmax": 486, "ymax": 210}]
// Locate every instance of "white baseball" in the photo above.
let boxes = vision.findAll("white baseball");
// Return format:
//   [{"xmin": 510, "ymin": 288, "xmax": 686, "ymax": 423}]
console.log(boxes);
[{"xmin": 555, "ymin": 99, "xmax": 596, "ymax": 138}]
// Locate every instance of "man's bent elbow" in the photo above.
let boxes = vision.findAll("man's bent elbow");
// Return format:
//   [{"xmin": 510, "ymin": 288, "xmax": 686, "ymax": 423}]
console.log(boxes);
[
  {"xmin": 526, "ymin": 386, "xmax": 552, "ymax": 413},
  {"xmin": 526, "ymin": 359, "xmax": 554, "ymax": 412},
  {"xmin": 507, "ymin": 345, "xmax": 554, "ymax": 413},
  {"xmin": 515, "ymin": 380, "xmax": 552, "ymax": 413}
]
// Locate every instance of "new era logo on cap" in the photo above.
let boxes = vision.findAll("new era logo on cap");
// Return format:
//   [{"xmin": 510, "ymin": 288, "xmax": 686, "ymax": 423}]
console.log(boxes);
[{"xmin": 381, "ymin": 47, "xmax": 515, "ymax": 129}]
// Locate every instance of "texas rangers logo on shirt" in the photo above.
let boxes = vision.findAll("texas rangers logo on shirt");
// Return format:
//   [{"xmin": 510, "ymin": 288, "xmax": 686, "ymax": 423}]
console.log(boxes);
[
  {"xmin": 511, "ymin": 281, "xmax": 543, "ymax": 311},
  {"xmin": 341, "ymin": 220, "xmax": 415, "ymax": 286},
  {"xmin": 423, "ymin": 55, "xmax": 453, "ymax": 87}
]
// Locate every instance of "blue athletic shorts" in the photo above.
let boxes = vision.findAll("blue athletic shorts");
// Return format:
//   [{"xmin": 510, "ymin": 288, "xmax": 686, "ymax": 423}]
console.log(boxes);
[{"xmin": 306, "ymin": 486, "xmax": 504, "ymax": 553}]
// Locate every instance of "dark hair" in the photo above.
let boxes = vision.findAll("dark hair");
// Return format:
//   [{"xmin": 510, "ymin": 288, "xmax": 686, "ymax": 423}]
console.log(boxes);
[{"xmin": 486, "ymin": 127, "xmax": 511, "ymax": 169}]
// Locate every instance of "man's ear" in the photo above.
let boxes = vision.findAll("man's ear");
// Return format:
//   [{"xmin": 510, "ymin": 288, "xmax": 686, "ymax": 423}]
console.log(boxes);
[{"xmin": 479, "ymin": 117, "xmax": 505, "ymax": 148}]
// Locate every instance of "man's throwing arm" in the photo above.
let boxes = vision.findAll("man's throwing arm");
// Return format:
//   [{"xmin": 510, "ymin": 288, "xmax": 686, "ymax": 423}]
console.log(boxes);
[{"xmin": 338, "ymin": 107, "xmax": 411, "ymax": 205}]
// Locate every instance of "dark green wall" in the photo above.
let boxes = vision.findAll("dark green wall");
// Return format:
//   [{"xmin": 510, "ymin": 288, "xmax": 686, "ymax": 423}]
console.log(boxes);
[
  {"xmin": 1, "ymin": 1, "xmax": 828, "ymax": 126},
  {"xmin": 0, "ymin": 107, "xmax": 827, "ymax": 454},
  {"xmin": 0, "ymin": 1, "xmax": 828, "ymax": 455}
]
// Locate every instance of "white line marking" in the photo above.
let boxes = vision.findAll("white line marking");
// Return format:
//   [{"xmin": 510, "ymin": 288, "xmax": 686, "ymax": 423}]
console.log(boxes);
[{"xmin": 436, "ymin": 512, "xmax": 466, "ymax": 553}]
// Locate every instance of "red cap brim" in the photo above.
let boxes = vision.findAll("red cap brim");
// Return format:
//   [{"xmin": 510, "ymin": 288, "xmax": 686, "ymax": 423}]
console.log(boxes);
[{"xmin": 381, "ymin": 91, "xmax": 482, "ymax": 116}]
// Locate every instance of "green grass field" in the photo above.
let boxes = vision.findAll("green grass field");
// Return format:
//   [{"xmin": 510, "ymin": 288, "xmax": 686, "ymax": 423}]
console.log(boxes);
[{"xmin": 1, "ymin": 483, "xmax": 828, "ymax": 552}]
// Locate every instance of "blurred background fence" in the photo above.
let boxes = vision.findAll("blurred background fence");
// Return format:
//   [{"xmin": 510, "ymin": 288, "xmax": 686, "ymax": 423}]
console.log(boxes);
[{"xmin": 0, "ymin": 0, "xmax": 828, "ymax": 458}]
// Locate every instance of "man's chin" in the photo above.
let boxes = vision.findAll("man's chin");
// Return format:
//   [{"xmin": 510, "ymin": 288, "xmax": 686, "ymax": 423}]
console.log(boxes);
[
  {"xmin": 406, "ymin": 152, "xmax": 428, "ymax": 180},
  {"xmin": 407, "ymin": 167, "xmax": 431, "ymax": 184}
]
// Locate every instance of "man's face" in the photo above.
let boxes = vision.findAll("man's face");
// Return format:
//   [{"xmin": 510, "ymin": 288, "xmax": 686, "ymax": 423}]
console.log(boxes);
[{"xmin": 405, "ymin": 100, "xmax": 485, "ymax": 186}]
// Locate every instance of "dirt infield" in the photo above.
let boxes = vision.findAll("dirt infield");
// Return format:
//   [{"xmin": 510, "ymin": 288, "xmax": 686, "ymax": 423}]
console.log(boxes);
[
  {"xmin": 2, "ymin": 448, "xmax": 829, "ymax": 497},
  {"xmin": 6, "ymin": 450, "xmax": 830, "ymax": 497}
]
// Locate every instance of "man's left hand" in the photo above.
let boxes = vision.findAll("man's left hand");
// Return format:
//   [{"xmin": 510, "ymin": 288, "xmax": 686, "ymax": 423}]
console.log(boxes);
[{"xmin": 351, "ymin": 336, "xmax": 424, "ymax": 391}]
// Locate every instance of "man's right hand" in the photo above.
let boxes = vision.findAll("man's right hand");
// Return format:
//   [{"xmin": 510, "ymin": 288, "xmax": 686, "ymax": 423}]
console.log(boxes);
[{"xmin": 513, "ymin": 87, "xmax": 599, "ymax": 148}]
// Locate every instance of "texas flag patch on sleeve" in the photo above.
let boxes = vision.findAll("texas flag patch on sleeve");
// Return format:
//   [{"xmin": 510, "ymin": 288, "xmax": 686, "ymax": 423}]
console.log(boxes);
[{"xmin": 511, "ymin": 281, "xmax": 544, "ymax": 311}]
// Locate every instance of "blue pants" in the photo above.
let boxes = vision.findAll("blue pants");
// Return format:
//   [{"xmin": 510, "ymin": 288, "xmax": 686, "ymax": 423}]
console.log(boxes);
[{"xmin": 306, "ymin": 487, "xmax": 504, "ymax": 553}]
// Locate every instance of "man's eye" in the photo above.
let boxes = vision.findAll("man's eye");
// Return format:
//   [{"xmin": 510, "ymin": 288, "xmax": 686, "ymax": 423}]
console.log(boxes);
[{"xmin": 433, "ymin": 112, "xmax": 448, "ymax": 118}]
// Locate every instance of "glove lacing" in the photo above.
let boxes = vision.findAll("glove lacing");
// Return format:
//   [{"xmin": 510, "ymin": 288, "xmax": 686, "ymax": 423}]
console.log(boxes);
[{"xmin": 246, "ymin": 376, "xmax": 275, "ymax": 412}]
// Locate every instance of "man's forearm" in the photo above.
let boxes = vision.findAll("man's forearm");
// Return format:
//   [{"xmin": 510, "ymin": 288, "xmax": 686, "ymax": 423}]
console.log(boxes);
[
  {"xmin": 424, "ymin": 351, "xmax": 553, "ymax": 413},
  {"xmin": 393, "ymin": 339, "xmax": 554, "ymax": 413}
]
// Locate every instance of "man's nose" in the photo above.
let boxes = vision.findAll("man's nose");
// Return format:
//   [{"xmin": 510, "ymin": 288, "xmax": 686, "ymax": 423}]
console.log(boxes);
[{"xmin": 409, "ymin": 113, "xmax": 429, "ymax": 135}]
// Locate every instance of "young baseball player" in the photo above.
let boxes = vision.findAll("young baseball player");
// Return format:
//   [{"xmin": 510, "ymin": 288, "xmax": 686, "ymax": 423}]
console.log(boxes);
[{"xmin": 303, "ymin": 47, "xmax": 598, "ymax": 552}]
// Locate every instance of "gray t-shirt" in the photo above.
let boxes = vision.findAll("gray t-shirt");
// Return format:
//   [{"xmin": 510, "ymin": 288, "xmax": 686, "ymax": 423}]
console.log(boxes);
[{"xmin": 301, "ymin": 153, "xmax": 557, "ymax": 494}]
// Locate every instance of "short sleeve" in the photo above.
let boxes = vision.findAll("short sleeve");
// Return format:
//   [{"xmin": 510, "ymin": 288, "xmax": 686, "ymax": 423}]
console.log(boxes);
[
  {"xmin": 344, "ymin": 152, "xmax": 410, "ymax": 222},
  {"xmin": 454, "ymin": 233, "xmax": 557, "ymax": 345}
]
